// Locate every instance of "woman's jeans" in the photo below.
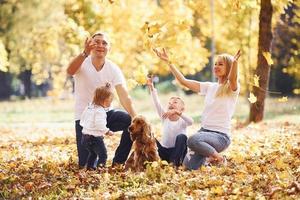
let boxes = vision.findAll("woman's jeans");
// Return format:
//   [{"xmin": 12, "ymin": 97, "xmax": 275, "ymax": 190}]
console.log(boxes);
[{"xmin": 183, "ymin": 128, "xmax": 231, "ymax": 170}]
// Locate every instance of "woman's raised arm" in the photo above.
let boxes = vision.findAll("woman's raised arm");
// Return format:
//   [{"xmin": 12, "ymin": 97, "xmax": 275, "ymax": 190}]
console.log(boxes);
[{"xmin": 153, "ymin": 48, "xmax": 200, "ymax": 93}]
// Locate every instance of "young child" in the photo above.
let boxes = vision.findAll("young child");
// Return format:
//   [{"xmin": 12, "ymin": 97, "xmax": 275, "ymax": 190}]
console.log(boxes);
[
  {"xmin": 154, "ymin": 48, "xmax": 241, "ymax": 170},
  {"xmin": 80, "ymin": 83, "xmax": 114, "ymax": 170},
  {"xmin": 147, "ymin": 76, "xmax": 193, "ymax": 166}
]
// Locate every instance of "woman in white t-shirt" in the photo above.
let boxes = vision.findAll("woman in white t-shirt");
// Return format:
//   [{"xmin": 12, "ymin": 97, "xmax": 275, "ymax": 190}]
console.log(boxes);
[{"xmin": 154, "ymin": 48, "xmax": 241, "ymax": 170}]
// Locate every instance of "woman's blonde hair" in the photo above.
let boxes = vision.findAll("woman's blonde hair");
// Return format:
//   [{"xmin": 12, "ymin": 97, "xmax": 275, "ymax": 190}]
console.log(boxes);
[
  {"xmin": 215, "ymin": 54, "xmax": 235, "ymax": 97},
  {"xmin": 93, "ymin": 83, "xmax": 113, "ymax": 106}
]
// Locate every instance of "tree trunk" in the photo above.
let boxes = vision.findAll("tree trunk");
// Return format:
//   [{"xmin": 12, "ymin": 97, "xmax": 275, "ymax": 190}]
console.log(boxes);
[
  {"xmin": 0, "ymin": 72, "xmax": 12, "ymax": 100},
  {"xmin": 19, "ymin": 69, "xmax": 32, "ymax": 99},
  {"xmin": 249, "ymin": 0, "xmax": 273, "ymax": 122}
]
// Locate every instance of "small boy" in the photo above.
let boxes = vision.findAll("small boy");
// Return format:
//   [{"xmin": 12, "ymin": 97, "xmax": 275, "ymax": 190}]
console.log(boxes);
[{"xmin": 147, "ymin": 76, "xmax": 193, "ymax": 166}]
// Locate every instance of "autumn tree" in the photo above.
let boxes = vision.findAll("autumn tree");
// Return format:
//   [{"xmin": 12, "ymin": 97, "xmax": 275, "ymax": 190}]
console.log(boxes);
[{"xmin": 249, "ymin": 0, "xmax": 273, "ymax": 122}]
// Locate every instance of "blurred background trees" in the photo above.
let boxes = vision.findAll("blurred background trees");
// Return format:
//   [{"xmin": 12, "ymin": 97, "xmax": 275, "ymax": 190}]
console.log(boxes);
[{"xmin": 0, "ymin": 0, "xmax": 299, "ymax": 121}]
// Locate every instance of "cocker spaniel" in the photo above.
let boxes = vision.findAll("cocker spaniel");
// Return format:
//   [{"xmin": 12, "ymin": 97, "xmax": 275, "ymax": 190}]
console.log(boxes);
[{"xmin": 125, "ymin": 115, "xmax": 159, "ymax": 171}]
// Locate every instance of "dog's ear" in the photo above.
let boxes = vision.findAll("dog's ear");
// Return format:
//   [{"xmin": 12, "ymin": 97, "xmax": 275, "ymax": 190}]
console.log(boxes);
[
  {"xmin": 142, "ymin": 122, "xmax": 151, "ymax": 134},
  {"xmin": 141, "ymin": 122, "xmax": 152, "ymax": 141}
]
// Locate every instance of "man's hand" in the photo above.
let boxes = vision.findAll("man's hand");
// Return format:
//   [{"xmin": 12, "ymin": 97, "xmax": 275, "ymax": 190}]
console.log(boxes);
[{"xmin": 84, "ymin": 37, "xmax": 96, "ymax": 55}]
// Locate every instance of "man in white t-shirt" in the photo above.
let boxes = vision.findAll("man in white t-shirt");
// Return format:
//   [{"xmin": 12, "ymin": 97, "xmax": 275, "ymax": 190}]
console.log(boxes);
[{"xmin": 67, "ymin": 32, "xmax": 136, "ymax": 169}]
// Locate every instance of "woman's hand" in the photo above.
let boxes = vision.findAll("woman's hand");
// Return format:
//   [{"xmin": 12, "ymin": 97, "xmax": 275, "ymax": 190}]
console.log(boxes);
[
  {"xmin": 233, "ymin": 50, "xmax": 241, "ymax": 64},
  {"xmin": 228, "ymin": 50, "xmax": 241, "ymax": 91},
  {"xmin": 153, "ymin": 48, "xmax": 170, "ymax": 63}
]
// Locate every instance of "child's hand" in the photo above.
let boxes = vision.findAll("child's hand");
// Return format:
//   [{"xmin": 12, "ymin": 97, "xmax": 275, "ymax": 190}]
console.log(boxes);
[
  {"xmin": 162, "ymin": 109, "xmax": 181, "ymax": 119},
  {"xmin": 105, "ymin": 130, "xmax": 113, "ymax": 136},
  {"xmin": 146, "ymin": 75, "xmax": 154, "ymax": 91}
]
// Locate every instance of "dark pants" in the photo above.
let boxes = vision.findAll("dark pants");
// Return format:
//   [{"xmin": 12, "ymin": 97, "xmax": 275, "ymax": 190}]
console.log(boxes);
[
  {"xmin": 156, "ymin": 134, "xmax": 187, "ymax": 166},
  {"xmin": 75, "ymin": 109, "xmax": 132, "ymax": 168},
  {"xmin": 81, "ymin": 134, "xmax": 107, "ymax": 169}
]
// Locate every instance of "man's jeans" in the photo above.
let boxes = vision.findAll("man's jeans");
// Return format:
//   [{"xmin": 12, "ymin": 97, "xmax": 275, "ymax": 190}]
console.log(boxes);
[
  {"xmin": 76, "ymin": 109, "xmax": 132, "ymax": 168},
  {"xmin": 183, "ymin": 128, "xmax": 231, "ymax": 170}
]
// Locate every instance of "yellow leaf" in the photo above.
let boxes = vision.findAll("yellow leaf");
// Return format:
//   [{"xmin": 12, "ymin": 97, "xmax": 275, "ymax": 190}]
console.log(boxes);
[
  {"xmin": 151, "ymin": 161, "xmax": 158, "ymax": 168},
  {"xmin": 234, "ymin": 154, "xmax": 245, "ymax": 164},
  {"xmin": 211, "ymin": 186, "xmax": 224, "ymax": 195},
  {"xmin": 148, "ymin": 23, "xmax": 161, "ymax": 37},
  {"xmin": 262, "ymin": 51, "xmax": 273, "ymax": 65},
  {"xmin": 141, "ymin": 22, "xmax": 149, "ymax": 34},
  {"xmin": 293, "ymin": 88, "xmax": 300, "ymax": 95},
  {"xmin": 253, "ymin": 74, "xmax": 260, "ymax": 87},
  {"xmin": 248, "ymin": 92, "xmax": 257, "ymax": 103},
  {"xmin": 177, "ymin": 20, "xmax": 190, "ymax": 31},
  {"xmin": 278, "ymin": 96, "xmax": 288, "ymax": 103},
  {"xmin": 274, "ymin": 159, "xmax": 287, "ymax": 170},
  {"xmin": 161, "ymin": 160, "xmax": 168, "ymax": 165}
]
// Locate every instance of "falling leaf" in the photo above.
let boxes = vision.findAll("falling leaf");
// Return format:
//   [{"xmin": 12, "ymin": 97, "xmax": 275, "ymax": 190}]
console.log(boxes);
[
  {"xmin": 248, "ymin": 92, "xmax": 257, "ymax": 103},
  {"xmin": 253, "ymin": 74, "xmax": 260, "ymax": 87},
  {"xmin": 262, "ymin": 51, "xmax": 274, "ymax": 65},
  {"xmin": 278, "ymin": 96, "xmax": 288, "ymax": 103},
  {"xmin": 177, "ymin": 20, "xmax": 190, "ymax": 31},
  {"xmin": 141, "ymin": 22, "xmax": 150, "ymax": 33},
  {"xmin": 147, "ymin": 23, "xmax": 161, "ymax": 37}
]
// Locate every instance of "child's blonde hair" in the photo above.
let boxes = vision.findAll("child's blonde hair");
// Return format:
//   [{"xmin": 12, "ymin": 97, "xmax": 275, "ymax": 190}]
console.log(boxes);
[
  {"xmin": 215, "ymin": 54, "xmax": 235, "ymax": 97},
  {"xmin": 93, "ymin": 83, "xmax": 113, "ymax": 106},
  {"xmin": 170, "ymin": 96, "xmax": 185, "ymax": 110}
]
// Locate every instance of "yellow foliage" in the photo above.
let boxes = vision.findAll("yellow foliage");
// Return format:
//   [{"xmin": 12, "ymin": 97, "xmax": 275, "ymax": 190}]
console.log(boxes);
[
  {"xmin": 0, "ymin": 40, "xmax": 9, "ymax": 72},
  {"xmin": 278, "ymin": 96, "xmax": 288, "ymax": 103}
]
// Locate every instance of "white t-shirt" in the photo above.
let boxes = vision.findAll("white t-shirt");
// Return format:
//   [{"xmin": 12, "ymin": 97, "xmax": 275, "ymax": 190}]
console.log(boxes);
[
  {"xmin": 73, "ymin": 56, "xmax": 125, "ymax": 120},
  {"xmin": 150, "ymin": 89, "xmax": 193, "ymax": 148},
  {"xmin": 199, "ymin": 82, "xmax": 240, "ymax": 135},
  {"xmin": 80, "ymin": 103, "xmax": 109, "ymax": 137}
]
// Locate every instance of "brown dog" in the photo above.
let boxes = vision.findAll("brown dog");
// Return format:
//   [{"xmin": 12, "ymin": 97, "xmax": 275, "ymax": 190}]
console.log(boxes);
[{"xmin": 125, "ymin": 115, "xmax": 159, "ymax": 171}]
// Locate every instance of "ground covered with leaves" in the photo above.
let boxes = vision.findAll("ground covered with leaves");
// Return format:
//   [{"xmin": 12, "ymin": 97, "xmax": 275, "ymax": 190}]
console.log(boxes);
[{"xmin": 0, "ymin": 98, "xmax": 299, "ymax": 199}]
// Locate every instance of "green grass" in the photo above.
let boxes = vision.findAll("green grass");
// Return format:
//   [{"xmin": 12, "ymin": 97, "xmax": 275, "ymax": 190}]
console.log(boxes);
[{"xmin": 0, "ymin": 90, "xmax": 299, "ymax": 125}]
